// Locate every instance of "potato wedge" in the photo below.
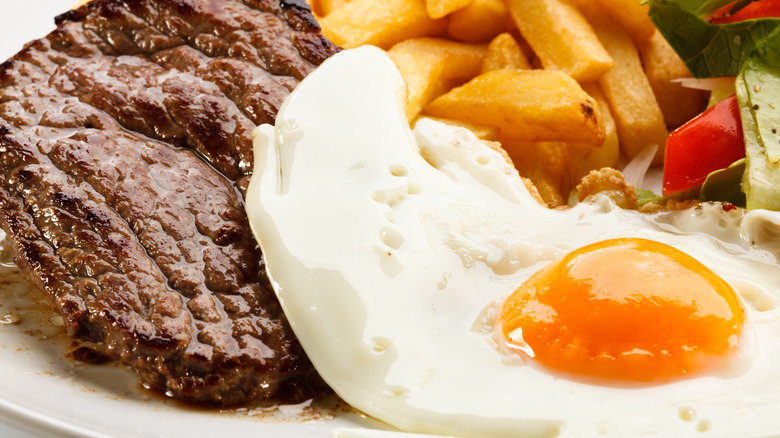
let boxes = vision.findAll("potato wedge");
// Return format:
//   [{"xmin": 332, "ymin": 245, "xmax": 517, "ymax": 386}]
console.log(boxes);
[
  {"xmin": 419, "ymin": 116, "xmax": 502, "ymax": 141},
  {"xmin": 390, "ymin": 38, "xmax": 487, "ymax": 83},
  {"xmin": 310, "ymin": 0, "xmax": 350, "ymax": 17},
  {"xmin": 502, "ymin": 139, "xmax": 569, "ymax": 208},
  {"xmin": 480, "ymin": 32, "xmax": 532, "ymax": 73},
  {"xmin": 507, "ymin": 0, "xmax": 613, "ymax": 82},
  {"xmin": 394, "ymin": 54, "xmax": 449, "ymax": 121},
  {"xmin": 319, "ymin": 0, "xmax": 446, "ymax": 49},
  {"xmin": 596, "ymin": 0, "xmax": 655, "ymax": 42},
  {"xmin": 389, "ymin": 38, "xmax": 487, "ymax": 120},
  {"xmin": 592, "ymin": 17, "xmax": 668, "ymax": 163},
  {"xmin": 426, "ymin": 0, "xmax": 474, "ymax": 19},
  {"xmin": 569, "ymin": 0, "xmax": 655, "ymax": 42},
  {"xmin": 638, "ymin": 31, "xmax": 708, "ymax": 129},
  {"xmin": 481, "ymin": 140, "xmax": 549, "ymax": 205},
  {"xmin": 423, "ymin": 69, "xmax": 604, "ymax": 145},
  {"xmin": 564, "ymin": 82, "xmax": 620, "ymax": 185},
  {"xmin": 446, "ymin": 0, "xmax": 510, "ymax": 43}
]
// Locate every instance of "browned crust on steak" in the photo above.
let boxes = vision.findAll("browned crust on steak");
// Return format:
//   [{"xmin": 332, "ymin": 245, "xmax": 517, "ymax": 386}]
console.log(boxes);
[{"xmin": 0, "ymin": 0, "xmax": 339, "ymax": 405}]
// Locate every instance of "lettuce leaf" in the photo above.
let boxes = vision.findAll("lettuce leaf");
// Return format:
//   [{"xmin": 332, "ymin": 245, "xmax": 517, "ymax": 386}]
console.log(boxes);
[
  {"xmin": 699, "ymin": 158, "xmax": 746, "ymax": 205},
  {"xmin": 636, "ymin": 188, "xmax": 666, "ymax": 207},
  {"xmin": 738, "ymin": 25, "xmax": 780, "ymax": 210},
  {"xmin": 647, "ymin": 0, "xmax": 780, "ymax": 78},
  {"xmin": 656, "ymin": 0, "xmax": 734, "ymax": 15}
]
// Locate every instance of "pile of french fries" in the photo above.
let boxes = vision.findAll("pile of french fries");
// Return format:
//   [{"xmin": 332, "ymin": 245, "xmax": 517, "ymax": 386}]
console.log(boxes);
[{"xmin": 314, "ymin": 0, "xmax": 708, "ymax": 208}]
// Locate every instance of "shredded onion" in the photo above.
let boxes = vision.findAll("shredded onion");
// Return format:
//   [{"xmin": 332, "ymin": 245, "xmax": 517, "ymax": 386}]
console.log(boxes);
[
  {"xmin": 675, "ymin": 77, "xmax": 735, "ymax": 108},
  {"xmin": 673, "ymin": 77, "xmax": 735, "ymax": 92},
  {"xmin": 621, "ymin": 144, "xmax": 658, "ymax": 190}
]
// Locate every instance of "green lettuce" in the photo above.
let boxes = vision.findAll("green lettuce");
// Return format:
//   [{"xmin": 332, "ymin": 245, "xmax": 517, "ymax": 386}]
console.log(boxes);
[
  {"xmin": 647, "ymin": 0, "xmax": 780, "ymax": 78},
  {"xmin": 699, "ymin": 159, "xmax": 746, "ymax": 206},
  {"xmin": 737, "ymin": 25, "xmax": 780, "ymax": 210}
]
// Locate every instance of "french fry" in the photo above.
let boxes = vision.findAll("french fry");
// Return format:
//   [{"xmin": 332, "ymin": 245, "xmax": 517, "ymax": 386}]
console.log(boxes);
[
  {"xmin": 505, "ymin": 85, "xmax": 618, "ymax": 207},
  {"xmin": 319, "ymin": 0, "xmax": 446, "ymax": 49},
  {"xmin": 569, "ymin": 0, "xmax": 655, "ymax": 42},
  {"xmin": 502, "ymin": 139, "xmax": 569, "ymax": 208},
  {"xmin": 596, "ymin": 0, "xmax": 656, "ymax": 42},
  {"xmin": 395, "ymin": 55, "xmax": 448, "ymax": 121},
  {"xmin": 389, "ymin": 38, "xmax": 487, "ymax": 120},
  {"xmin": 481, "ymin": 140, "xmax": 549, "ymax": 206},
  {"xmin": 639, "ymin": 31, "xmax": 708, "ymax": 129},
  {"xmin": 423, "ymin": 69, "xmax": 605, "ymax": 145},
  {"xmin": 506, "ymin": 0, "xmax": 613, "ymax": 82},
  {"xmin": 313, "ymin": 0, "xmax": 703, "ymax": 210},
  {"xmin": 426, "ymin": 0, "xmax": 474, "ymax": 19},
  {"xmin": 591, "ymin": 17, "xmax": 668, "ymax": 164},
  {"xmin": 420, "ymin": 116, "xmax": 502, "ymax": 141},
  {"xmin": 480, "ymin": 32, "xmax": 532, "ymax": 73},
  {"xmin": 446, "ymin": 0, "xmax": 511, "ymax": 43},
  {"xmin": 310, "ymin": 0, "xmax": 350, "ymax": 17},
  {"xmin": 565, "ymin": 0, "xmax": 599, "ymax": 20},
  {"xmin": 564, "ymin": 82, "xmax": 620, "ymax": 185},
  {"xmin": 72, "ymin": 0, "xmax": 92, "ymax": 6},
  {"xmin": 394, "ymin": 38, "xmax": 488, "ymax": 83}
]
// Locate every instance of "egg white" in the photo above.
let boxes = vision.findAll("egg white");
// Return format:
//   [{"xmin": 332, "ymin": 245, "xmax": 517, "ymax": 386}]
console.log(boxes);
[{"xmin": 246, "ymin": 46, "xmax": 780, "ymax": 438}]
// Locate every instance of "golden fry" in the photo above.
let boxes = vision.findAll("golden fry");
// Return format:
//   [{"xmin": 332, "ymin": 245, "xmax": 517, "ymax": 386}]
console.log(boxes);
[
  {"xmin": 420, "ymin": 116, "xmax": 501, "ymax": 141},
  {"xmin": 389, "ymin": 38, "xmax": 487, "ymax": 120},
  {"xmin": 310, "ymin": 0, "xmax": 350, "ymax": 17},
  {"xmin": 569, "ymin": 0, "xmax": 655, "ymax": 42},
  {"xmin": 319, "ymin": 0, "xmax": 446, "ymax": 49},
  {"xmin": 502, "ymin": 139, "xmax": 569, "ymax": 208},
  {"xmin": 446, "ymin": 0, "xmax": 511, "ymax": 43},
  {"xmin": 507, "ymin": 0, "xmax": 613, "ymax": 82},
  {"xmin": 597, "ymin": 0, "xmax": 655, "ymax": 42},
  {"xmin": 423, "ymin": 69, "xmax": 604, "ymax": 145},
  {"xmin": 564, "ymin": 82, "xmax": 620, "ymax": 185},
  {"xmin": 592, "ymin": 17, "xmax": 668, "ymax": 164},
  {"xmin": 426, "ymin": 0, "xmax": 474, "ymax": 19},
  {"xmin": 480, "ymin": 32, "xmax": 532, "ymax": 73},
  {"xmin": 638, "ymin": 31, "xmax": 707, "ymax": 129}
]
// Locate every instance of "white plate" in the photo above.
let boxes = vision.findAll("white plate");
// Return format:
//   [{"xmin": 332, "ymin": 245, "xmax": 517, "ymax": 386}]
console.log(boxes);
[
  {"xmin": 0, "ymin": 262, "xmax": 384, "ymax": 438},
  {"xmin": 0, "ymin": 2, "xmax": 380, "ymax": 437}
]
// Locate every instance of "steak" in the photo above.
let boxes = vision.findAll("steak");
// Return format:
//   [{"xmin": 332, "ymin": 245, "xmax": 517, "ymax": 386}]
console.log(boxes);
[{"xmin": 0, "ymin": 0, "xmax": 339, "ymax": 405}]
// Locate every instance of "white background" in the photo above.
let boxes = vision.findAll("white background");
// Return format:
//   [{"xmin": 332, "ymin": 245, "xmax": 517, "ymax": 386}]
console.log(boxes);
[{"xmin": 0, "ymin": 2, "xmax": 64, "ymax": 61}]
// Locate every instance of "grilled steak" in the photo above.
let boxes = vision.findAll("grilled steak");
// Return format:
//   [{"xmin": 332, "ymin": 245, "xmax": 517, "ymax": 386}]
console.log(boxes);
[{"xmin": 0, "ymin": 0, "xmax": 339, "ymax": 405}]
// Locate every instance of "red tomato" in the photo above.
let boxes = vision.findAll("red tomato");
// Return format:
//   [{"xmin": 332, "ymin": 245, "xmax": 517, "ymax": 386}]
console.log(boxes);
[
  {"xmin": 709, "ymin": 0, "xmax": 780, "ymax": 24},
  {"xmin": 662, "ymin": 95, "xmax": 745, "ymax": 196}
]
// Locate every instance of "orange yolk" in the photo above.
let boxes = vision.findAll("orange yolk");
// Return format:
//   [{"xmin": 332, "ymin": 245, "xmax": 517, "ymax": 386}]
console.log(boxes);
[{"xmin": 498, "ymin": 238, "xmax": 744, "ymax": 383}]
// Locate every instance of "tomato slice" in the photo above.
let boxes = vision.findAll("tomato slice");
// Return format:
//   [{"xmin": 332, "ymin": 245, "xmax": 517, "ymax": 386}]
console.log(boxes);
[
  {"xmin": 709, "ymin": 0, "xmax": 780, "ymax": 24},
  {"xmin": 662, "ymin": 95, "xmax": 745, "ymax": 196}
]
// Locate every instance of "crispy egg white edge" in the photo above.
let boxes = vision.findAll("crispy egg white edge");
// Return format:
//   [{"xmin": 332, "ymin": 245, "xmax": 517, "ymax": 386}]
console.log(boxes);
[{"xmin": 246, "ymin": 46, "xmax": 780, "ymax": 438}]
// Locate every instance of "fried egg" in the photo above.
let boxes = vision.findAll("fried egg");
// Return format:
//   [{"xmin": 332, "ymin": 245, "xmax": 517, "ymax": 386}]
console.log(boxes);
[{"xmin": 245, "ymin": 46, "xmax": 780, "ymax": 437}]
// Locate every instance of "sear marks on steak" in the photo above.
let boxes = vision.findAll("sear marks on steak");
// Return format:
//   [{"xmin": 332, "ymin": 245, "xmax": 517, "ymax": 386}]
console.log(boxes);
[{"xmin": 0, "ymin": 0, "xmax": 339, "ymax": 405}]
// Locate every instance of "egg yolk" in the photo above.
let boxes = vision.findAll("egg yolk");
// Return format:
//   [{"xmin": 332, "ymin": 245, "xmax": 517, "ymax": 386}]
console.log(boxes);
[{"xmin": 497, "ymin": 238, "xmax": 744, "ymax": 382}]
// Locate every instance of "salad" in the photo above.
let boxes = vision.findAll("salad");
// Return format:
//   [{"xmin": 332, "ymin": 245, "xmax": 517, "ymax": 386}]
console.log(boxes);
[{"xmin": 649, "ymin": 0, "xmax": 780, "ymax": 210}]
